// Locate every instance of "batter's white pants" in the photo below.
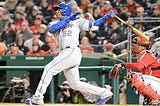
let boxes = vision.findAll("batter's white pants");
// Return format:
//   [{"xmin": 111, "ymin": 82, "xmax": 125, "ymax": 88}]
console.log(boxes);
[{"xmin": 34, "ymin": 47, "xmax": 112, "ymax": 100}]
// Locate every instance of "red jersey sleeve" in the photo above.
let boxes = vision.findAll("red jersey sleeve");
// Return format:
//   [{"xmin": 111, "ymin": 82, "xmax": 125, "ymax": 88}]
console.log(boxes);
[{"xmin": 125, "ymin": 62, "xmax": 144, "ymax": 71}]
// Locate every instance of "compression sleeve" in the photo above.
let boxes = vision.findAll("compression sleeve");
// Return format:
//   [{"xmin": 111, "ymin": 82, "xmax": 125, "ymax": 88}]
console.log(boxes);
[
  {"xmin": 93, "ymin": 15, "xmax": 109, "ymax": 26},
  {"xmin": 48, "ymin": 17, "xmax": 70, "ymax": 33}
]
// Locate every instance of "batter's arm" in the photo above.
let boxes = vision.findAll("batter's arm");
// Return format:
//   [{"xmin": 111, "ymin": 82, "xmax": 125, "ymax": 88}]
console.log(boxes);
[
  {"xmin": 88, "ymin": 10, "xmax": 115, "ymax": 28},
  {"xmin": 49, "ymin": 12, "xmax": 81, "ymax": 33}
]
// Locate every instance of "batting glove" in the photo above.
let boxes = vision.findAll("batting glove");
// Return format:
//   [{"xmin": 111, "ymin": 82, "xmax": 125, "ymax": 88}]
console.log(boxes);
[
  {"xmin": 105, "ymin": 10, "xmax": 116, "ymax": 18},
  {"xmin": 69, "ymin": 12, "xmax": 81, "ymax": 20}
]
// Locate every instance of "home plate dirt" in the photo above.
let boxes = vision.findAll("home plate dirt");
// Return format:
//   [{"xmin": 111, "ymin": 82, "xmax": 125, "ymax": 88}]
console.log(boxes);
[{"xmin": 0, "ymin": 103, "xmax": 142, "ymax": 106}]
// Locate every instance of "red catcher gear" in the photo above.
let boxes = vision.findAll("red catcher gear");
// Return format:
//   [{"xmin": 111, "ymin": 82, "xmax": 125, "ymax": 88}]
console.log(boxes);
[
  {"xmin": 127, "ymin": 72, "xmax": 160, "ymax": 104},
  {"xmin": 131, "ymin": 37, "xmax": 152, "ymax": 52}
]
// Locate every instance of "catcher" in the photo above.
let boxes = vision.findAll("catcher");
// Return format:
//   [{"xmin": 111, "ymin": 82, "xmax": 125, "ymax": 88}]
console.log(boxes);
[{"xmin": 109, "ymin": 37, "xmax": 160, "ymax": 105}]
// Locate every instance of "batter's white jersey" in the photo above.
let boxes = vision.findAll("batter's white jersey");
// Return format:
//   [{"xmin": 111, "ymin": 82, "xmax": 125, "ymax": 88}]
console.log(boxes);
[{"xmin": 58, "ymin": 18, "xmax": 90, "ymax": 50}]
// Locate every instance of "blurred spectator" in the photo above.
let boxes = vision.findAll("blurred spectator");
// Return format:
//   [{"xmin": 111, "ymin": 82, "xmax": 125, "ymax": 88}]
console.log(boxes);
[
  {"xmin": 25, "ymin": 0, "xmax": 35, "ymax": 25},
  {"xmin": 104, "ymin": 42, "xmax": 117, "ymax": 59},
  {"xmin": 92, "ymin": 5, "xmax": 107, "ymax": 45},
  {"xmin": 17, "ymin": 0, "xmax": 27, "ymax": 6},
  {"xmin": 134, "ymin": 6, "xmax": 148, "ymax": 31},
  {"xmin": 107, "ymin": 20, "xmax": 126, "ymax": 44},
  {"xmin": 24, "ymin": 30, "xmax": 44, "ymax": 51},
  {"xmin": 118, "ymin": 5, "xmax": 129, "ymax": 21},
  {"xmin": 1, "ymin": 22, "xmax": 16, "ymax": 46},
  {"xmin": 106, "ymin": 20, "xmax": 127, "ymax": 55},
  {"xmin": 21, "ymin": 78, "xmax": 33, "ymax": 103},
  {"xmin": 81, "ymin": 12, "xmax": 99, "ymax": 45},
  {"xmin": 65, "ymin": 0, "xmax": 78, "ymax": 8},
  {"xmin": 149, "ymin": 6, "xmax": 160, "ymax": 38},
  {"xmin": 38, "ymin": 24, "xmax": 47, "ymax": 43},
  {"xmin": 48, "ymin": 40, "xmax": 59, "ymax": 56},
  {"xmin": 72, "ymin": 5, "xmax": 82, "ymax": 14},
  {"xmin": 150, "ymin": 41, "xmax": 160, "ymax": 58},
  {"xmin": 100, "ymin": 0, "xmax": 118, "ymax": 23},
  {"xmin": 151, "ymin": 5, "xmax": 160, "ymax": 19},
  {"xmin": 29, "ymin": 15, "xmax": 43, "ymax": 32},
  {"xmin": 6, "ymin": 42, "xmax": 24, "ymax": 56},
  {"xmin": 26, "ymin": 42, "xmax": 49, "ymax": 56},
  {"xmin": 41, "ymin": 32, "xmax": 55, "ymax": 51},
  {"xmin": 39, "ymin": 0, "xmax": 53, "ymax": 25},
  {"xmin": 126, "ymin": 0, "xmax": 142, "ymax": 17},
  {"xmin": 78, "ymin": 0, "xmax": 90, "ymax": 13},
  {"xmin": 0, "ymin": 7, "xmax": 5, "ymax": 19},
  {"xmin": 14, "ymin": 10, "xmax": 29, "ymax": 31},
  {"xmin": 86, "ymin": 4, "xmax": 94, "ymax": 15},
  {"xmin": 84, "ymin": 12, "xmax": 95, "ymax": 22},
  {"xmin": 73, "ymin": 77, "xmax": 99, "ymax": 104},
  {"xmin": 16, "ymin": 37, "xmax": 29, "ymax": 55},
  {"xmin": 93, "ymin": 5, "xmax": 101, "ymax": 20},
  {"xmin": 117, "ymin": 49, "xmax": 129, "ymax": 58},
  {"xmin": 80, "ymin": 36, "xmax": 94, "ymax": 53},
  {"xmin": 27, "ymin": 6, "xmax": 41, "ymax": 26},
  {"xmin": 34, "ymin": 0, "xmax": 41, "ymax": 6},
  {"xmin": 47, "ymin": 0, "xmax": 59, "ymax": 8},
  {"xmin": 3, "ymin": 0, "xmax": 18, "ymax": 13},
  {"xmin": 56, "ymin": 81, "xmax": 73, "ymax": 103},
  {"xmin": 15, "ymin": 5, "xmax": 26, "ymax": 17},
  {"xmin": 0, "ymin": 9, "xmax": 13, "ymax": 33},
  {"xmin": 91, "ymin": 0, "xmax": 102, "ymax": 6},
  {"xmin": 119, "ymin": 76, "xmax": 127, "ymax": 104},
  {"xmin": 16, "ymin": 24, "xmax": 33, "ymax": 41},
  {"xmin": 0, "ymin": 42, "xmax": 7, "ymax": 55}
]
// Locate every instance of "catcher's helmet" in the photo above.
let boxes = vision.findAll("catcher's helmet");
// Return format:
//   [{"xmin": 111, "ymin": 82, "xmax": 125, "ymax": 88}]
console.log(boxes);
[
  {"xmin": 53, "ymin": 3, "xmax": 72, "ymax": 16},
  {"xmin": 132, "ymin": 37, "xmax": 152, "ymax": 52}
]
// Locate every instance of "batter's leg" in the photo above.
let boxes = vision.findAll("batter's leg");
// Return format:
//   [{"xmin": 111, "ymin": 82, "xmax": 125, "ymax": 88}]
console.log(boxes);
[{"xmin": 64, "ymin": 66, "xmax": 113, "ymax": 99}]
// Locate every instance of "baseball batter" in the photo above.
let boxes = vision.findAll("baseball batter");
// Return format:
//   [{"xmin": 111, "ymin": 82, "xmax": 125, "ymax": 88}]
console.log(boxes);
[
  {"xmin": 25, "ymin": 3, "xmax": 115, "ymax": 105},
  {"xmin": 117, "ymin": 37, "xmax": 160, "ymax": 105}
]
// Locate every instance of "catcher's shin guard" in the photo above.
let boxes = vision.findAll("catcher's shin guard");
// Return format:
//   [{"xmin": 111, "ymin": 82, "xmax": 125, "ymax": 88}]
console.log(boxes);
[{"xmin": 128, "ymin": 73, "xmax": 160, "ymax": 104}]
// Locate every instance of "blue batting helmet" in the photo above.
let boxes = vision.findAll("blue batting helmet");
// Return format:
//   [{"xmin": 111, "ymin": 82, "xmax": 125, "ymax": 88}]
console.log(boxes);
[{"xmin": 53, "ymin": 3, "xmax": 72, "ymax": 16}]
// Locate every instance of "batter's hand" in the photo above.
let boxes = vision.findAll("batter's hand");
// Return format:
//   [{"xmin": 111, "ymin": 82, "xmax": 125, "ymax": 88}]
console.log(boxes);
[
  {"xmin": 105, "ymin": 10, "xmax": 116, "ymax": 18},
  {"xmin": 70, "ymin": 12, "xmax": 81, "ymax": 20}
]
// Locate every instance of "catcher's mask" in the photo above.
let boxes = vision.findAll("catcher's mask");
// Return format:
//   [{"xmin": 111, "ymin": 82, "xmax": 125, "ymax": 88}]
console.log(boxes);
[{"xmin": 131, "ymin": 37, "xmax": 152, "ymax": 53}]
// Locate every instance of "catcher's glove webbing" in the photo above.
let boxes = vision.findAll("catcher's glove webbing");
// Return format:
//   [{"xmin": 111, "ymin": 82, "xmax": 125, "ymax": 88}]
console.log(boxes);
[{"xmin": 108, "ymin": 64, "xmax": 122, "ymax": 79}]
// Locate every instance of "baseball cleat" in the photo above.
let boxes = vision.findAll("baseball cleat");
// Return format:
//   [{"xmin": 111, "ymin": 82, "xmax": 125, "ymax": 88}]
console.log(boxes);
[
  {"xmin": 96, "ymin": 96, "xmax": 112, "ymax": 105},
  {"xmin": 25, "ymin": 95, "xmax": 44, "ymax": 105},
  {"xmin": 25, "ymin": 98, "xmax": 39, "ymax": 105}
]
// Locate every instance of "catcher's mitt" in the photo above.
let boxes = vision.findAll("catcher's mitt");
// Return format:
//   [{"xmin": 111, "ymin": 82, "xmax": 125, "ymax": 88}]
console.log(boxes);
[{"xmin": 108, "ymin": 64, "xmax": 122, "ymax": 79}]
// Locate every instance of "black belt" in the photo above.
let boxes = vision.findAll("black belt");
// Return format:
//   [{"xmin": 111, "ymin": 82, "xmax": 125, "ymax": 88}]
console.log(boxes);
[{"xmin": 62, "ymin": 45, "xmax": 79, "ymax": 50}]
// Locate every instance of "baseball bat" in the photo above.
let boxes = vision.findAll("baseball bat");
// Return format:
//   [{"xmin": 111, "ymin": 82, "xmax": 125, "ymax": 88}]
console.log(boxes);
[{"xmin": 115, "ymin": 15, "xmax": 150, "ymax": 41}]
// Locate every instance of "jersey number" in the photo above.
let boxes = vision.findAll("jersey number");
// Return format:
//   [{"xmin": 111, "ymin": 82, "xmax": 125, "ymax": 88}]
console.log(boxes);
[{"xmin": 62, "ymin": 30, "xmax": 72, "ymax": 37}]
